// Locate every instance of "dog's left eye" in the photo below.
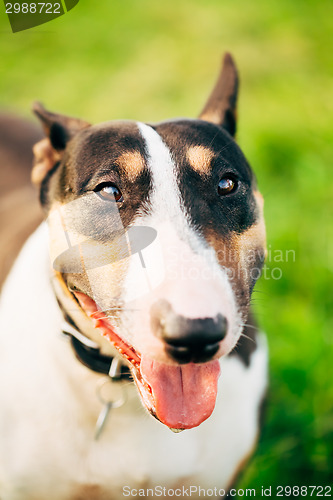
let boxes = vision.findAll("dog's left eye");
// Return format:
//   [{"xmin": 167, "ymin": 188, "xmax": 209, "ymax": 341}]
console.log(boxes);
[
  {"xmin": 218, "ymin": 176, "xmax": 238, "ymax": 196},
  {"xmin": 94, "ymin": 183, "xmax": 123, "ymax": 202}
]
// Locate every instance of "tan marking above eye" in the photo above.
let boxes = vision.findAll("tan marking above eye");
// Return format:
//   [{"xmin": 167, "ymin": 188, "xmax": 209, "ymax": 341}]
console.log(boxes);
[
  {"xmin": 116, "ymin": 151, "xmax": 145, "ymax": 181},
  {"xmin": 186, "ymin": 146, "xmax": 214, "ymax": 174}
]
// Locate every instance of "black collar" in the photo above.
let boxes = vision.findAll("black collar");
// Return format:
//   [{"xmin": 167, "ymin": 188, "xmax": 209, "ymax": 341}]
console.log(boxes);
[{"xmin": 62, "ymin": 320, "xmax": 132, "ymax": 380}]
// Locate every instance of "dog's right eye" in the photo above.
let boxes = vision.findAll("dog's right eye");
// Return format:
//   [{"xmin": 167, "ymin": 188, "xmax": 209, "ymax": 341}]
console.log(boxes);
[{"xmin": 94, "ymin": 183, "xmax": 123, "ymax": 202}]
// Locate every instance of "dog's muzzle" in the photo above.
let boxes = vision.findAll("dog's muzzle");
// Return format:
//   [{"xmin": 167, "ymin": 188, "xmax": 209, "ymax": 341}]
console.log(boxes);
[{"xmin": 151, "ymin": 299, "xmax": 227, "ymax": 363}]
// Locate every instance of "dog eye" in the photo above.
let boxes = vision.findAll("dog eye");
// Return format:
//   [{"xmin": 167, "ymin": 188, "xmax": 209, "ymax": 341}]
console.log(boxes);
[
  {"xmin": 218, "ymin": 176, "xmax": 238, "ymax": 196},
  {"xmin": 94, "ymin": 183, "xmax": 123, "ymax": 202}
]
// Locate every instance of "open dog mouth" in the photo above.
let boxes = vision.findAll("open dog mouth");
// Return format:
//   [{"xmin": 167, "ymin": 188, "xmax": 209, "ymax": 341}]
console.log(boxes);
[{"xmin": 74, "ymin": 291, "xmax": 221, "ymax": 430}]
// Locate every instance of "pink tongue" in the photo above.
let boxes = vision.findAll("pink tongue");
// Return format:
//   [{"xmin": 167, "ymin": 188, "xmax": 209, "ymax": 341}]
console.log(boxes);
[{"xmin": 141, "ymin": 356, "xmax": 221, "ymax": 429}]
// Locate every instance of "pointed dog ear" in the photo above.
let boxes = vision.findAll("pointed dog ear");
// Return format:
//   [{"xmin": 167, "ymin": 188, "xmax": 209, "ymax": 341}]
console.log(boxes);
[
  {"xmin": 33, "ymin": 101, "xmax": 90, "ymax": 151},
  {"xmin": 199, "ymin": 52, "xmax": 239, "ymax": 136},
  {"xmin": 32, "ymin": 102, "xmax": 90, "ymax": 186}
]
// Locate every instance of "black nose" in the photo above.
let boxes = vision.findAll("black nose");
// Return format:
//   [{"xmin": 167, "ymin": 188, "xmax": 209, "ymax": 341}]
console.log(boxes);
[{"xmin": 151, "ymin": 300, "xmax": 227, "ymax": 363}]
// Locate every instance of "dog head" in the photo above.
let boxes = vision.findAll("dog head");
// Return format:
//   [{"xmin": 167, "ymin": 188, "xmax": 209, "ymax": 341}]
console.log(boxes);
[{"xmin": 32, "ymin": 53, "xmax": 266, "ymax": 430}]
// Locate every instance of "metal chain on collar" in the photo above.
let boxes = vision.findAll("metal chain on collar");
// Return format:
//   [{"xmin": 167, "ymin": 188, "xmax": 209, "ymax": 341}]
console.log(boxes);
[{"xmin": 94, "ymin": 358, "xmax": 127, "ymax": 440}]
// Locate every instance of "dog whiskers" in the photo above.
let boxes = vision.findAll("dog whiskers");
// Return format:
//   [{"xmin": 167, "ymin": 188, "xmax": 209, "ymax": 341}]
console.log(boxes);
[
  {"xmin": 90, "ymin": 307, "xmax": 139, "ymax": 318},
  {"xmin": 238, "ymin": 331, "xmax": 256, "ymax": 344},
  {"xmin": 103, "ymin": 307, "xmax": 140, "ymax": 313},
  {"xmin": 239, "ymin": 322, "xmax": 257, "ymax": 330}
]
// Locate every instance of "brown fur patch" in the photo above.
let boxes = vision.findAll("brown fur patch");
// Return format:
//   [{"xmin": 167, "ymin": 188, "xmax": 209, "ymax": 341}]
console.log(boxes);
[
  {"xmin": 116, "ymin": 150, "xmax": 145, "ymax": 181},
  {"xmin": 186, "ymin": 145, "xmax": 214, "ymax": 174},
  {"xmin": 205, "ymin": 227, "xmax": 250, "ymax": 317},
  {"xmin": 32, "ymin": 138, "xmax": 61, "ymax": 186},
  {"xmin": 231, "ymin": 191, "xmax": 266, "ymax": 268},
  {"xmin": 231, "ymin": 219, "xmax": 266, "ymax": 265},
  {"xmin": 205, "ymin": 190, "xmax": 266, "ymax": 319},
  {"xmin": 0, "ymin": 114, "xmax": 43, "ymax": 288},
  {"xmin": 0, "ymin": 187, "xmax": 42, "ymax": 288}
]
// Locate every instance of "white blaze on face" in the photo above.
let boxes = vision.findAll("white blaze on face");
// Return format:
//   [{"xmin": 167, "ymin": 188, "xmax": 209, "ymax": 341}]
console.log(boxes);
[{"xmin": 119, "ymin": 123, "xmax": 241, "ymax": 358}]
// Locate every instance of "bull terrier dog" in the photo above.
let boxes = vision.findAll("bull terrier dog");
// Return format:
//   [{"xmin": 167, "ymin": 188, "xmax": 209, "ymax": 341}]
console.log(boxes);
[{"xmin": 0, "ymin": 53, "xmax": 268, "ymax": 500}]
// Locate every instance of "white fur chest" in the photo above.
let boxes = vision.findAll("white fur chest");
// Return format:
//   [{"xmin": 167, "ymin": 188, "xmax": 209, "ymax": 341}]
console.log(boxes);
[{"xmin": 0, "ymin": 225, "xmax": 268, "ymax": 500}]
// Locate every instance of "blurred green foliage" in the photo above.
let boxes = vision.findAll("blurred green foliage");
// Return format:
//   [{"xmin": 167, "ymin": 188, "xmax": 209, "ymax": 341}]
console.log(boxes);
[{"xmin": 0, "ymin": 0, "xmax": 332, "ymax": 490}]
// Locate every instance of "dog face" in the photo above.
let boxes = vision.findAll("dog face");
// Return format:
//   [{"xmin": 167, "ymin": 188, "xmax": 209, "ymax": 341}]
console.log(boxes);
[{"xmin": 32, "ymin": 53, "xmax": 266, "ymax": 430}]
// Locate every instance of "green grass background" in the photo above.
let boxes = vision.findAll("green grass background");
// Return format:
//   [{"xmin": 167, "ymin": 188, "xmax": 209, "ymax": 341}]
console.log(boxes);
[{"xmin": 1, "ymin": 0, "xmax": 332, "ymax": 491}]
